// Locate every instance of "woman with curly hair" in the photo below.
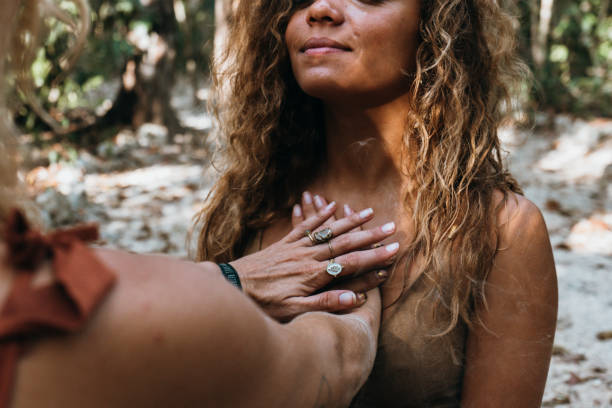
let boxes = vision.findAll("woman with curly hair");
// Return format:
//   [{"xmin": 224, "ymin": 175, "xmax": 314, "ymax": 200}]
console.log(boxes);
[
  {"xmin": 0, "ymin": 0, "xmax": 400, "ymax": 406},
  {"xmin": 197, "ymin": 0, "xmax": 558, "ymax": 406}
]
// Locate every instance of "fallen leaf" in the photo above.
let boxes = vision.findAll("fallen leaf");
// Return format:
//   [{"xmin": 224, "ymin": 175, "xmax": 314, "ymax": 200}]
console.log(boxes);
[
  {"xmin": 552, "ymin": 345, "xmax": 587, "ymax": 363},
  {"xmin": 565, "ymin": 372, "xmax": 598, "ymax": 385},
  {"xmin": 542, "ymin": 395, "xmax": 571, "ymax": 406},
  {"xmin": 596, "ymin": 330, "xmax": 612, "ymax": 341}
]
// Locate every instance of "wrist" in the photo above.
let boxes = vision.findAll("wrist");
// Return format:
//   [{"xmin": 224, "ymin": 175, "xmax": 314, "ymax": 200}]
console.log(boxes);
[{"xmin": 218, "ymin": 262, "xmax": 242, "ymax": 290}]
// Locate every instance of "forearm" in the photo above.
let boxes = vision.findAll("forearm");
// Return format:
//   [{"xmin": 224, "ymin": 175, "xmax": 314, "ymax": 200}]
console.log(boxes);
[
  {"xmin": 283, "ymin": 312, "xmax": 377, "ymax": 407},
  {"xmin": 197, "ymin": 262, "xmax": 378, "ymax": 407}
]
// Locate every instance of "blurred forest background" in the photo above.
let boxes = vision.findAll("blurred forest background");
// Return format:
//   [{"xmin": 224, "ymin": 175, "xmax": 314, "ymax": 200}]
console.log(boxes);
[
  {"xmin": 8, "ymin": 0, "xmax": 612, "ymax": 143},
  {"xmin": 5, "ymin": 1, "xmax": 612, "ymax": 406}
]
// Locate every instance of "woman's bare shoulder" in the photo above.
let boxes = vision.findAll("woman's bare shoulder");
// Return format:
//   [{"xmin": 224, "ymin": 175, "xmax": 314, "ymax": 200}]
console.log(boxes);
[
  {"xmin": 492, "ymin": 189, "xmax": 549, "ymax": 247},
  {"xmin": 488, "ymin": 189, "xmax": 556, "ymax": 296},
  {"xmin": 462, "ymin": 192, "xmax": 558, "ymax": 408},
  {"xmin": 461, "ymin": 192, "xmax": 557, "ymax": 407}
]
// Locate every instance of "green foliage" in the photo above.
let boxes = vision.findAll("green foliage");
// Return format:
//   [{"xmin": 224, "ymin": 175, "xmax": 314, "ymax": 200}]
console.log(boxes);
[
  {"xmin": 13, "ymin": 0, "xmax": 612, "ymax": 140},
  {"xmin": 519, "ymin": 0, "xmax": 612, "ymax": 116},
  {"xmin": 14, "ymin": 0, "xmax": 214, "ymax": 135}
]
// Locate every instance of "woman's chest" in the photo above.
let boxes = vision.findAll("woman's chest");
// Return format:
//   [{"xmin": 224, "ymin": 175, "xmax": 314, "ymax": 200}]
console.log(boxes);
[{"xmin": 352, "ymin": 283, "xmax": 467, "ymax": 407}]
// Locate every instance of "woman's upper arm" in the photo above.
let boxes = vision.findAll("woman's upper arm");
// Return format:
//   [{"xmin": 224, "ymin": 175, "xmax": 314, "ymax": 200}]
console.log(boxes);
[{"xmin": 461, "ymin": 195, "xmax": 558, "ymax": 407}]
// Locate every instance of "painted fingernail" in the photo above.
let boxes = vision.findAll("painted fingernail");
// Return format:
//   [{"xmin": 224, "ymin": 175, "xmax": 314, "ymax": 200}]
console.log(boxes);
[
  {"xmin": 359, "ymin": 208, "xmax": 373, "ymax": 219},
  {"xmin": 386, "ymin": 242, "xmax": 399, "ymax": 253},
  {"xmin": 357, "ymin": 292, "xmax": 368, "ymax": 302},
  {"xmin": 377, "ymin": 270, "xmax": 388, "ymax": 280},
  {"xmin": 293, "ymin": 204, "xmax": 302, "ymax": 217},
  {"xmin": 344, "ymin": 204, "xmax": 353, "ymax": 215},
  {"xmin": 325, "ymin": 201, "xmax": 336, "ymax": 211},
  {"xmin": 339, "ymin": 292, "xmax": 357, "ymax": 306},
  {"xmin": 381, "ymin": 222, "xmax": 395, "ymax": 233},
  {"xmin": 303, "ymin": 191, "xmax": 312, "ymax": 204},
  {"xmin": 314, "ymin": 195, "xmax": 324, "ymax": 208}
]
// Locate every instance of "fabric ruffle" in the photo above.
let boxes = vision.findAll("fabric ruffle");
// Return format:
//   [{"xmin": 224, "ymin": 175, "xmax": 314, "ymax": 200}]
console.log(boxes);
[{"xmin": 0, "ymin": 210, "xmax": 115, "ymax": 408}]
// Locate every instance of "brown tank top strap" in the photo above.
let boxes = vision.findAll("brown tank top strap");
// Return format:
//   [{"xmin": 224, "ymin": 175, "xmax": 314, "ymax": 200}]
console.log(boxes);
[
  {"xmin": 0, "ymin": 210, "xmax": 116, "ymax": 408},
  {"xmin": 257, "ymin": 229, "xmax": 264, "ymax": 251}
]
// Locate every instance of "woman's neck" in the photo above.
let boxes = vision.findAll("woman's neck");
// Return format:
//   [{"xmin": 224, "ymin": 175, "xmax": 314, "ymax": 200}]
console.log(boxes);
[{"xmin": 322, "ymin": 95, "xmax": 411, "ymax": 191}]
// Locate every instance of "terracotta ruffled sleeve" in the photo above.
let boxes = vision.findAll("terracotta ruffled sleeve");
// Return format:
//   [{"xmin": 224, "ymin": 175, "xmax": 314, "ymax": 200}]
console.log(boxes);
[{"xmin": 0, "ymin": 210, "xmax": 116, "ymax": 408}]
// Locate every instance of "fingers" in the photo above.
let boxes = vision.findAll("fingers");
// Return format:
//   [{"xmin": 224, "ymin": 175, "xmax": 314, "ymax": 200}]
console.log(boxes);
[
  {"xmin": 312, "ymin": 207, "xmax": 376, "ymax": 244},
  {"xmin": 303, "ymin": 191, "xmax": 338, "ymax": 224},
  {"xmin": 286, "ymin": 200, "xmax": 337, "ymax": 242},
  {"xmin": 314, "ymin": 221, "xmax": 395, "ymax": 261},
  {"xmin": 301, "ymin": 191, "xmax": 318, "ymax": 220},
  {"xmin": 291, "ymin": 204, "xmax": 305, "ymax": 228},
  {"xmin": 330, "ymin": 269, "xmax": 389, "ymax": 294},
  {"xmin": 343, "ymin": 204, "xmax": 363, "ymax": 233},
  {"xmin": 345, "ymin": 288, "xmax": 382, "ymax": 336},
  {"xmin": 313, "ymin": 194, "xmax": 337, "ymax": 225},
  {"xmin": 319, "ymin": 242, "xmax": 399, "ymax": 278},
  {"xmin": 295, "ymin": 206, "xmax": 378, "ymax": 250},
  {"xmin": 292, "ymin": 290, "xmax": 369, "ymax": 315},
  {"xmin": 343, "ymin": 204, "xmax": 354, "ymax": 218}
]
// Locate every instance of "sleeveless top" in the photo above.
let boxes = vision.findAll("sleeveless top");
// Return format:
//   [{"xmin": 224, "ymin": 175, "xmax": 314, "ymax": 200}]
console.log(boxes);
[
  {"xmin": 350, "ymin": 273, "xmax": 467, "ymax": 407},
  {"xmin": 254, "ymin": 230, "xmax": 467, "ymax": 407},
  {"xmin": 0, "ymin": 210, "xmax": 116, "ymax": 408}
]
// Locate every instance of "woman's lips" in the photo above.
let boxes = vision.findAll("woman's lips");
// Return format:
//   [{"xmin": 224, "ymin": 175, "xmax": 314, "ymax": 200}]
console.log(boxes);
[{"xmin": 301, "ymin": 37, "xmax": 351, "ymax": 55}]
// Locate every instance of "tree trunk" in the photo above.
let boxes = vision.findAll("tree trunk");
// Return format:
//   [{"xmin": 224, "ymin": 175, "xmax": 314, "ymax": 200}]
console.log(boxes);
[
  {"xmin": 214, "ymin": 0, "xmax": 238, "ymax": 61},
  {"xmin": 530, "ymin": 0, "xmax": 555, "ymax": 70},
  {"xmin": 100, "ymin": 0, "xmax": 183, "ymax": 139}
]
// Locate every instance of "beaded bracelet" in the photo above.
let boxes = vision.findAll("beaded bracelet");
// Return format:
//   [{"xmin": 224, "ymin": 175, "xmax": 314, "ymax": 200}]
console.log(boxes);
[{"xmin": 218, "ymin": 263, "xmax": 242, "ymax": 290}]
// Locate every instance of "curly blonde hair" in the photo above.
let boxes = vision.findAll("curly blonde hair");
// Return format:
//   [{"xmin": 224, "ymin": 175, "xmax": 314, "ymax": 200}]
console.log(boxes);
[{"xmin": 196, "ymin": 0, "xmax": 528, "ymax": 333}]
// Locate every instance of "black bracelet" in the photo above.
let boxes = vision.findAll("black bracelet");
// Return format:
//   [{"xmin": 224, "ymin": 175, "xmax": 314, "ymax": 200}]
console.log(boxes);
[{"xmin": 218, "ymin": 263, "xmax": 242, "ymax": 290}]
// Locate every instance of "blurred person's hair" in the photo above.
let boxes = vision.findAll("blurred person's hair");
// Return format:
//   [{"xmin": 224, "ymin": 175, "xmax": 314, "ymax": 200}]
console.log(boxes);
[
  {"xmin": 0, "ymin": 0, "xmax": 26, "ymax": 227},
  {"xmin": 0, "ymin": 0, "xmax": 90, "ymax": 229}
]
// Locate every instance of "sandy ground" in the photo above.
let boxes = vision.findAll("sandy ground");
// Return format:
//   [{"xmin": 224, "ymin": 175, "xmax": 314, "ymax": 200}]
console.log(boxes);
[
  {"xmin": 24, "ymin": 89, "xmax": 612, "ymax": 406},
  {"xmin": 501, "ymin": 117, "xmax": 612, "ymax": 407}
]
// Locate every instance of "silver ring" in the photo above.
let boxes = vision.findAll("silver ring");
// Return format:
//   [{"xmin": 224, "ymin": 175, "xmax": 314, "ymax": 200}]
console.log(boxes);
[
  {"xmin": 326, "ymin": 260, "xmax": 342, "ymax": 277},
  {"xmin": 313, "ymin": 227, "xmax": 333, "ymax": 244}
]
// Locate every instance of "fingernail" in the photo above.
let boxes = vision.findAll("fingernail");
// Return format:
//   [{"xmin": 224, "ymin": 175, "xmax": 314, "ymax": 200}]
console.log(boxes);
[
  {"xmin": 359, "ymin": 208, "xmax": 373, "ymax": 219},
  {"xmin": 293, "ymin": 204, "xmax": 302, "ymax": 217},
  {"xmin": 386, "ymin": 242, "xmax": 399, "ymax": 253},
  {"xmin": 344, "ymin": 204, "xmax": 352, "ymax": 215},
  {"xmin": 339, "ymin": 292, "xmax": 357, "ymax": 306},
  {"xmin": 314, "ymin": 195, "xmax": 324, "ymax": 208},
  {"xmin": 325, "ymin": 201, "xmax": 336, "ymax": 211},
  {"xmin": 381, "ymin": 222, "xmax": 395, "ymax": 233},
  {"xmin": 303, "ymin": 191, "xmax": 312, "ymax": 204},
  {"xmin": 377, "ymin": 270, "xmax": 388, "ymax": 280},
  {"xmin": 357, "ymin": 292, "xmax": 367, "ymax": 302}
]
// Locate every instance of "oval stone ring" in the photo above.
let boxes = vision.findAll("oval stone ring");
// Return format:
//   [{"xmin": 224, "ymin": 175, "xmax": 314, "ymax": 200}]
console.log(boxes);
[
  {"xmin": 313, "ymin": 227, "xmax": 333, "ymax": 244},
  {"xmin": 326, "ymin": 260, "xmax": 343, "ymax": 277}
]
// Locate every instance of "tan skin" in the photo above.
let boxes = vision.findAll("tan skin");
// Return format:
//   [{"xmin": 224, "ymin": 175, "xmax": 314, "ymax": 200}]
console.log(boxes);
[
  {"xmin": 231, "ymin": 202, "xmax": 400, "ymax": 321},
  {"xmin": 253, "ymin": 0, "xmax": 558, "ymax": 406},
  {"xmin": 1, "ymin": 210, "xmax": 388, "ymax": 407}
]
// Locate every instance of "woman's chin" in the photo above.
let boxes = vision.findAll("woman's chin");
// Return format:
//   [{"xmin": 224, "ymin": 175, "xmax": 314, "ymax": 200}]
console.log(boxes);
[
  {"xmin": 300, "ymin": 84, "xmax": 408, "ymax": 109},
  {"xmin": 299, "ymin": 82, "xmax": 368, "ymax": 105}
]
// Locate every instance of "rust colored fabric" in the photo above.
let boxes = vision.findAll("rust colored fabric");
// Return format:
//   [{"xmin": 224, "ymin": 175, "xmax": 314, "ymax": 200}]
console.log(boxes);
[{"xmin": 0, "ymin": 210, "xmax": 116, "ymax": 408}]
